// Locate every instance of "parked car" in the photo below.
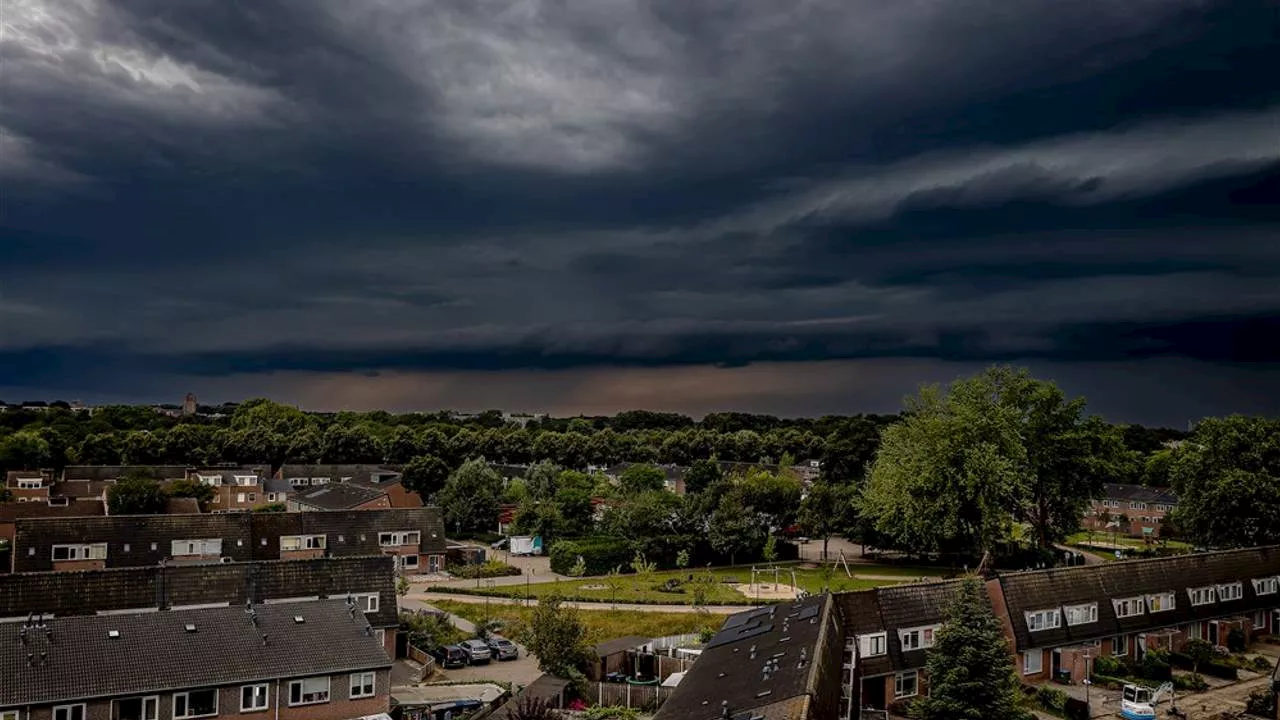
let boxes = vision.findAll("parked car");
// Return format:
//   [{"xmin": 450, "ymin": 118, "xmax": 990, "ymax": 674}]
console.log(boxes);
[
  {"xmin": 460, "ymin": 638, "xmax": 492, "ymax": 664},
  {"xmin": 430, "ymin": 644, "xmax": 469, "ymax": 669},
  {"xmin": 487, "ymin": 636, "xmax": 519, "ymax": 660}
]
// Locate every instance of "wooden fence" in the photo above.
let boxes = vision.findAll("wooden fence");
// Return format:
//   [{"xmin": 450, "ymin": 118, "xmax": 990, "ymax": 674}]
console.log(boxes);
[{"xmin": 588, "ymin": 682, "xmax": 675, "ymax": 710}]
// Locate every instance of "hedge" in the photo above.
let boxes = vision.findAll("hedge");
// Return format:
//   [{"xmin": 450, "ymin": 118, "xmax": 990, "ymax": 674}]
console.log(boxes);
[
  {"xmin": 424, "ymin": 585, "xmax": 768, "ymax": 606},
  {"xmin": 549, "ymin": 537, "xmax": 635, "ymax": 576},
  {"xmin": 1168, "ymin": 652, "xmax": 1239, "ymax": 681}
]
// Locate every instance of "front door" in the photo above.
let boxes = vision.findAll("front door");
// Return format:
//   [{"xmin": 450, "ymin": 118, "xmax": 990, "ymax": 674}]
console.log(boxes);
[
  {"xmin": 1209, "ymin": 621, "xmax": 1220, "ymax": 646},
  {"xmin": 862, "ymin": 676, "xmax": 887, "ymax": 710}
]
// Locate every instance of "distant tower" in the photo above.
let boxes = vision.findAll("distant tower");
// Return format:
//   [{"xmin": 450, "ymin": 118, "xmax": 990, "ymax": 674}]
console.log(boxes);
[{"xmin": 183, "ymin": 393, "xmax": 197, "ymax": 416}]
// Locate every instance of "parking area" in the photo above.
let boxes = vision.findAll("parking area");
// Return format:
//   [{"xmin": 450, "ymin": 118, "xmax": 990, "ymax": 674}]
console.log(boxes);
[{"xmin": 432, "ymin": 648, "xmax": 544, "ymax": 687}]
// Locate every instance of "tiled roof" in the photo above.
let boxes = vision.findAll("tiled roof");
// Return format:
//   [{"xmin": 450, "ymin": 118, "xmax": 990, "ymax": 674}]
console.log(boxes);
[
  {"xmin": 594, "ymin": 636, "xmax": 648, "ymax": 657},
  {"xmin": 263, "ymin": 477, "xmax": 295, "ymax": 494},
  {"xmin": 5, "ymin": 470, "xmax": 51, "ymax": 487},
  {"xmin": 293, "ymin": 482, "xmax": 388, "ymax": 510},
  {"xmin": 49, "ymin": 479, "xmax": 113, "ymax": 499},
  {"xmin": 1101, "ymin": 483, "xmax": 1178, "ymax": 505},
  {"xmin": 278, "ymin": 464, "xmax": 402, "ymax": 485},
  {"xmin": 0, "ymin": 555, "xmax": 399, "ymax": 629},
  {"xmin": 833, "ymin": 581, "xmax": 965, "ymax": 677},
  {"xmin": 1, "ymin": 599, "xmax": 391, "ymax": 706},
  {"xmin": 61, "ymin": 465, "xmax": 190, "ymax": 482},
  {"xmin": 655, "ymin": 594, "xmax": 832, "ymax": 720},
  {"xmin": 0, "ymin": 500, "xmax": 104, "ymax": 522},
  {"xmin": 189, "ymin": 467, "xmax": 267, "ymax": 484},
  {"xmin": 165, "ymin": 497, "xmax": 202, "ymax": 514},
  {"xmin": 995, "ymin": 546, "xmax": 1280, "ymax": 651}
]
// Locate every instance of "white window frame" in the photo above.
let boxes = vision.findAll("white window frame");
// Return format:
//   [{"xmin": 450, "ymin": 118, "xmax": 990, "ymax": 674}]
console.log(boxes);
[
  {"xmin": 235, "ymin": 475, "xmax": 257, "ymax": 486},
  {"xmin": 280, "ymin": 534, "xmax": 326, "ymax": 551},
  {"xmin": 379, "ymin": 531, "xmax": 421, "ymax": 547},
  {"xmin": 114, "ymin": 696, "xmax": 158, "ymax": 720},
  {"xmin": 53, "ymin": 706, "xmax": 85, "ymax": 720},
  {"xmin": 859, "ymin": 632, "xmax": 887, "ymax": 657},
  {"xmin": 1, "ymin": 710, "xmax": 20, "ymax": 720},
  {"xmin": 402, "ymin": 554, "xmax": 419, "ymax": 569},
  {"xmin": 288, "ymin": 676, "xmax": 331, "ymax": 706},
  {"xmin": 16, "ymin": 478, "xmax": 42, "ymax": 489},
  {"xmin": 1025, "ymin": 609, "xmax": 1061, "ymax": 632},
  {"xmin": 171, "ymin": 539, "xmax": 222, "ymax": 557},
  {"xmin": 1218, "ymin": 582, "xmax": 1244, "ymax": 602},
  {"xmin": 1146, "ymin": 592, "xmax": 1176, "ymax": 613},
  {"xmin": 1131, "ymin": 502, "xmax": 1147, "ymax": 510},
  {"xmin": 1188, "ymin": 586, "xmax": 1217, "ymax": 606},
  {"xmin": 898, "ymin": 625, "xmax": 938, "ymax": 651},
  {"xmin": 350, "ymin": 671, "xmax": 376, "ymax": 699},
  {"xmin": 173, "ymin": 689, "xmax": 218, "ymax": 719},
  {"xmin": 893, "ymin": 670, "xmax": 918, "ymax": 699},
  {"xmin": 241, "ymin": 684, "xmax": 269, "ymax": 712},
  {"xmin": 355, "ymin": 593, "xmax": 380, "ymax": 613},
  {"xmin": 1023, "ymin": 649, "xmax": 1043, "ymax": 675},
  {"xmin": 1112, "ymin": 596, "xmax": 1146, "ymax": 619},
  {"xmin": 51, "ymin": 543, "xmax": 107, "ymax": 561},
  {"xmin": 1064, "ymin": 602, "xmax": 1098, "ymax": 626},
  {"xmin": 1254, "ymin": 577, "xmax": 1280, "ymax": 596}
]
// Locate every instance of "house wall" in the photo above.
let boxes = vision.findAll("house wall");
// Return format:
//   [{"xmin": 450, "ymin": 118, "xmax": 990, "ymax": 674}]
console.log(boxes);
[
  {"xmin": 1081, "ymin": 499, "xmax": 1176, "ymax": 537},
  {"xmin": 381, "ymin": 482, "xmax": 423, "ymax": 508},
  {"xmin": 17, "ymin": 669, "xmax": 391, "ymax": 720},
  {"xmin": 354, "ymin": 495, "xmax": 393, "ymax": 511},
  {"xmin": 8, "ymin": 487, "xmax": 50, "ymax": 502},
  {"xmin": 52, "ymin": 559, "xmax": 107, "ymax": 571}
]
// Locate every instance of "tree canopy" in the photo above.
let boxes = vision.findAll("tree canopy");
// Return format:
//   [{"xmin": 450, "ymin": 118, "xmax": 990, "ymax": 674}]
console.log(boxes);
[
  {"xmin": 1170, "ymin": 415, "xmax": 1280, "ymax": 547},
  {"xmin": 106, "ymin": 473, "xmax": 168, "ymax": 515},
  {"xmin": 438, "ymin": 459, "xmax": 503, "ymax": 534}
]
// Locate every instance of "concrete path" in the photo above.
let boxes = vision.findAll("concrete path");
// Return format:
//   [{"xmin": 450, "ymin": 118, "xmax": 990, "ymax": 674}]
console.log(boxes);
[
  {"xmin": 1055, "ymin": 544, "xmax": 1108, "ymax": 565},
  {"xmin": 410, "ymin": 591, "xmax": 744, "ymax": 614}
]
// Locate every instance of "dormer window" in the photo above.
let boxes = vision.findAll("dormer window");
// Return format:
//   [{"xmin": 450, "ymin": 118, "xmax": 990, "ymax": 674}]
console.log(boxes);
[
  {"xmin": 1064, "ymin": 603, "xmax": 1098, "ymax": 626},
  {"xmin": 1146, "ymin": 592, "xmax": 1176, "ymax": 612},
  {"xmin": 16, "ymin": 478, "xmax": 43, "ymax": 489},
  {"xmin": 1217, "ymin": 582, "xmax": 1243, "ymax": 602},
  {"xmin": 1025, "ymin": 609, "xmax": 1061, "ymax": 632},
  {"xmin": 1253, "ymin": 577, "xmax": 1279, "ymax": 596},
  {"xmin": 199, "ymin": 475, "xmax": 222, "ymax": 486},
  {"xmin": 1188, "ymin": 586, "xmax": 1217, "ymax": 606},
  {"xmin": 899, "ymin": 625, "xmax": 939, "ymax": 651},
  {"xmin": 1112, "ymin": 596, "xmax": 1145, "ymax": 619},
  {"xmin": 234, "ymin": 475, "xmax": 257, "ymax": 486},
  {"xmin": 858, "ymin": 633, "xmax": 887, "ymax": 657}
]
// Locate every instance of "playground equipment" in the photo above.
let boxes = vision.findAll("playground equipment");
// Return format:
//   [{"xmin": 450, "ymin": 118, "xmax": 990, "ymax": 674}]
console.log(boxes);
[{"xmin": 1119, "ymin": 681, "xmax": 1174, "ymax": 720}]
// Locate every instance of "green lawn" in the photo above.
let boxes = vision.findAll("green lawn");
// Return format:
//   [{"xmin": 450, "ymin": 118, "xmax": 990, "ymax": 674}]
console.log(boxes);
[
  {"xmin": 1065, "ymin": 531, "xmax": 1192, "ymax": 552},
  {"xmin": 434, "ymin": 563, "xmax": 947, "ymax": 605},
  {"xmin": 431, "ymin": 599, "xmax": 713, "ymax": 646}
]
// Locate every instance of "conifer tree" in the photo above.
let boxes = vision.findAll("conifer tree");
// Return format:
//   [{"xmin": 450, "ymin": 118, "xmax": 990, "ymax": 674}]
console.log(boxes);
[{"xmin": 910, "ymin": 576, "xmax": 1030, "ymax": 720}]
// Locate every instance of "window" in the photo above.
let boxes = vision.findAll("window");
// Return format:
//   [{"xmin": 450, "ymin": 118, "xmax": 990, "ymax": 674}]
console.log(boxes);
[
  {"xmin": 280, "ymin": 535, "xmax": 326, "ymax": 551},
  {"xmin": 235, "ymin": 475, "xmax": 257, "ymax": 486},
  {"xmin": 173, "ymin": 689, "xmax": 218, "ymax": 719},
  {"xmin": 1188, "ymin": 586, "xmax": 1217, "ymax": 606},
  {"xmin": 1254, "ymin": 577, "xmax": 1280, "ymax": 596},
  {"xmin": 379, "ymin": 531, "xmax": 421, "ymax": 546},
  {"xmin": 116, "ymin": 696, "xmax": 159, "ymax": 720},
  {"xmin": 1024, "ymin": 650, "xmax": 1043, "ymax": 675},
  {"xmin": 241, "ymin": 684, "xmax": 269, "ymax": 712},
  {"xmin": 171, "ymin": 539, "xmax": 222, "ymax": 556},
  {"xmin": 199, "ymin": 475, "xmax": 221, "ymax": 486},
  {"xmin": 350, "ymin": 672, "xmax": 376, "ymax": 699},
  {"xmin": 1, "ymin": 711, "xmax": 19, "ymax": 720},
  {"xmin": 16, "ymin": 478, "xmax": 42, "ymax": 489},
  {"xmin": 53, "ymin": 706, "xmax": 85, "ymax": 720},
  {"xmin": 1146, "ymin": 592, "xmax": 1176, "ymax": 613},
  {"xmin": 1218, "ymin": 582, "xmax": 1244, "ymax": 602},
  {"xmin": 288, "ymin": 677, "xmax": 331, "ymax": 706},
  {"xmin": 51, "ymin": 543, "xmax": 107, "ymax": 561},
  {"xmin": 899, "ymin": 626, "xmax": 937, "ymax": 651},
  {"xmin": 1113, "ymin": 634, "xmax": 1128, "ymax": 654},
  {"xmin": 1025, "ymin": 609, "xmax": 1061, "ymax": 631},
  {"xmin": 1113, "ymin": 596, "xmax": 1145, "ymax": 619},
  {"xmin": 402, "ymin": 554, "xmax": 419, "ymax": 568},
  {"xmin": 1064, "ymin": 603, "xmax": 1098, "ymax": 626},
  {"xmin": 1130, "ymin": 502, "xmax": 1147, "ymax": 510},
  {"xmin": 894, "ymin": 671, "xmax": 918, "ymax": 698},
  {"xmin": 237, "ymin": 493, "xmax": 247, "ymax": 503},
  {"xmin": 859, "ymin": 632, "xmax": 887, "ymax": 657},
  {"xmin": 353, "ymin": 593, "xmax": 379, "ymax": 613}
]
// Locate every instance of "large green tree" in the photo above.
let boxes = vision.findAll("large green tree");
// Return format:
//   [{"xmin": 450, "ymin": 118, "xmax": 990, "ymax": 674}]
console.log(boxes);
[
  {"xmin": 798, "ymin": 481, "xmax": 857, "ymax": 560},
  {"xmin": 438, "ymin": 459, "xmax": 503, "ymax": 533},
  {"xmin": 524, "ymin": 593, "xmax": 591, "ymax": 680},
  {"xmin": 619, "ymin": 463, "xmax": 666, "ymax": 495},
  {"xmin": 0, "ymin": 430, "xmax": 52, "ymax": 470},
  {"xmin": 1170, "ymin": 416, "xmax": 1280, "ymax": 547},
  {"xmin": 401, "ymin": 454, "xmax": 451, "ymax": 500},
  {"xmin": 708, "ymin": 494, "xmax": 764, "ymax": 564},
  {"xmin": 107, "ymin": 474, "xmax": 168, "ymax": 515},
  {"xmin": 682, "ymin": 459, "xmax": 722, "ymax": 495},
  {"xmin": 860, "ymin": 366, "xmax": 1120, "ymax": 557},
  {"xmin": 910, "ymin": 577, "xmax": 1027, "ymax": 720}
]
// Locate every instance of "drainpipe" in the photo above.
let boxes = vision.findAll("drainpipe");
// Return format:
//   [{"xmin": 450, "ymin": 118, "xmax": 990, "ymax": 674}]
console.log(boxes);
[{"xmin": 275, "ymin": 679, "xmax": 281, "ymax": 720}]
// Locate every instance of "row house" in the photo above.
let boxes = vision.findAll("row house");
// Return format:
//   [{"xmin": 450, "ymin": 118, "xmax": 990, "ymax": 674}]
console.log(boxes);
[
  {"xmin": 1081, "ymin": 483, "xmax": 1179, "ymax": 538},
  {"xmin": 4, "ymin": 471, "xmax": 54, "ymax": 503},
  {"xmin": 990, "ymin": 546, "xmax": 1280, "ymax": 685},
  {"xmin": 1, "ymin": 599, "xmax": 392, "ymax": 720},
  {"xmin": 288, "ymin": 483, "xmax": 391, "ymax": 512},
  {"xmin": 10, "ymin": 507, "xmax": 446, "ymax": 575},
  {"xmin": 0, "ymin": 555, "xmax": 401, "ymax": 656},
  {"xmin": 277, "ymin": 465, "xmax": 421, "ymax": 509},
  {"xmin": 191, "ymin": 469, "xmax": 271, "ymax": 513}
]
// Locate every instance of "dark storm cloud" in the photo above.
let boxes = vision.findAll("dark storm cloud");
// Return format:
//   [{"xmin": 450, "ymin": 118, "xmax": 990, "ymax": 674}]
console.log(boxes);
[{"xmin": 2, "ymin": 0, "xmax": 1279, "ymax": 422}]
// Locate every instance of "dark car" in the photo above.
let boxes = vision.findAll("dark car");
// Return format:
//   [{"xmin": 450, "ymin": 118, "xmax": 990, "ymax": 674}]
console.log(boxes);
[
  {"xmin": 487, "ymin": 636, "xmax": 519, "ymax": 660},
  {"xmin": 430, "ymin": 644, "xmax": 469, "ymax": 669}
]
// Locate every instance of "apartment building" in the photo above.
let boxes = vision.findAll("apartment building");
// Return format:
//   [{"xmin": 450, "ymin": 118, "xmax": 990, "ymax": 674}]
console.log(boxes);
[
  {"xmin": 0, "ymin": 599, "xmax": 392, "ymax": 720},
  {"xmin": 10, "ymin": 507, "xmax": 446, "ymax": 575},
  {"xmin": 1081, "ymin": 483, "xmax": 1179, "ymax": 538}
]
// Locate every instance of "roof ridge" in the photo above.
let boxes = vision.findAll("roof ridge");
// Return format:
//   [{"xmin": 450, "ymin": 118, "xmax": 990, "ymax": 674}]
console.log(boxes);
[{"xmin": 999, "ymin": 545, "xmax": 1280, "ymax": 578}]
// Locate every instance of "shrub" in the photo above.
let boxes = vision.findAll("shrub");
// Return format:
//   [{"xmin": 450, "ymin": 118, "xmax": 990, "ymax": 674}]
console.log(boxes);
[
  {"xmin": 1035, "ymin": 686, "xmax": 1068, "ymax": 712},
  {"xmin": 1140, "ymin": 648, "xmax": 1172, "ymax": 682},
  {"xmin": 550, "ymin": 537, "xmax": 633, "ymax": 576},
  {"xmin": 1227, "ymin": 627, "xmax": 1247, "ymax": 653},
  {"xmin": 1063, "ymin": 697, "xmax": 1090, "ymax": 720},
  {"xmin": 453, "ymin": 560, "xmax": 522, "ymax": 579},
  {"xmin": 582, "ymin": 707, "xmax": 639, "ymax": 720},
  {"xmin": 1092, "ymin": 655, "xmax": 1127, "ymax": 677},
  {"xmin": 1247, "ymin": 688, "xmax": 1276, "ymax": 718},
  {"xmin": 1251, "ymin": 655, "xmax": 1275, "ymax": 673},
  {"xmin": 1172, "ymin": 673, "xmax": 1208, "ymax": 692}
]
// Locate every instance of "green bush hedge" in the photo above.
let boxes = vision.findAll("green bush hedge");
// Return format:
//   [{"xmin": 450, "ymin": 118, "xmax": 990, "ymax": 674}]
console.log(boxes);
[
  {"xmin": 452, "ymin": 560, "xmax": 522, "ymax": 579},
  {"xmin": 550, "ymin": 537, "xmax": 634, "ymax": 576},
  {"xmin": 424, "ymin": 585, "xmax": 765, "ymax": 606},
  {"xmin": 1168, "ymin": 651, "xmax": 1239, "ymax": 681}
]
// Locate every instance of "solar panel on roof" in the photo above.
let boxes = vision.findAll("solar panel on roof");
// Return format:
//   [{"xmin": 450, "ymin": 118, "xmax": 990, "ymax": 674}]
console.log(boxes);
[{"xmin": 796, "ymin": 605, "xmax": 819, "ymax": 620}]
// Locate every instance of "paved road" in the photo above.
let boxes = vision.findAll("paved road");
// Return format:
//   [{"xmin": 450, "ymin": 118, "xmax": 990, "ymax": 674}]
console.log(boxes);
[{"xmin": 411, "ymin": 591, "xmax": 745, "ymax": 614}]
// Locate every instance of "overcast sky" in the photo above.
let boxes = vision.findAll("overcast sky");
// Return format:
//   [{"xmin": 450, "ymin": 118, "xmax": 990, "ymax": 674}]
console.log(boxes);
[{"xmin": 2, "ymin": 0, "xmax": 1278, "ymax": 425}]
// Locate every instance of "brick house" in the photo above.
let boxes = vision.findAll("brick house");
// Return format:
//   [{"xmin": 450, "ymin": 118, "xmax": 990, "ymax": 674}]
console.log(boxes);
[
  {"xmin": 989, "ymin": 546, "xmax": 1280, "ymax": 685},
  {"xmin": 278, "ymin": 465, "xmax": 421, "ymax": 509},
  {"xmin": 4, "ymin": 470, "xmax": 54, "ymax": 503},
  {"xmin": 288, "ymin": 483, "xmax": 391, "ymax": 512},
  {"xmin": 1081, "ymin": 483, "xmax": 1179, "ymax": 539},
  {"xmin": 0, "ymin": 599, "xmax": 392, "ymax": 720},
  {"xmin": 0, "ymin": 502, "xmax": 105, "ymax": 573},
  {"xmin": 10, "ymin": 507, "xmax": 447, "ymax": 575},
  {"xmin": 190, "ymin": 468, "xmax": 272, "ymax": 512},
  {"xmin": 0, "ymin": 555, "xmax": 402, "ymax": 656}
]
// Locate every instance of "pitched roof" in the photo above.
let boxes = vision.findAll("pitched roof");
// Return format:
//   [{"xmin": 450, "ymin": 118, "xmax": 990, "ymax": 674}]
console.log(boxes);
[
  {"xmin": 49, "ymin": 479, "xmax": 113, "ymax": 499},
  {"xmin": 278, "ymin": 465, "xmax": 402, "ymax": 485},
  {"xmin": 0, "ymin": 500, "xmax": 104, "ymax": 522},
  {"xmin": 1102, "ymin": 483, "xmax": 1178, "ymax": 505},
  {"xmin": 61, "ymin": 465, "xmax": 189, "ymax": 482},
  {"xmin": 0, "ymin": 555, "xmax": 399, "ymax": 628},
  {"xmin": 995, "ymin": 546, "xmax": 1280, "ymax": 651},
  {"xmin": 594, "ymin": 636, "xmax": 648, "ymax": 657},
  {"xmin": 655, "ymin": 594, "xmax": 833, "ymax": 720},
  {"xmin": 189, "ymin": 467, "xmax": 267, "ymax": 484},
  {"xmin": 293, "ymin": 482, "xmax": 388, "ymax": 510},
  {"xmin": 1, "ymin": 599, "xmax": 391, "ymax": 705},
  {"xmin": 165, "ymin": 497, "xmax": 202, "ymax": 514},
  {"xmin": 262, "ymin": 477, "xmax": 295, "ymax": 494},
  {"xmin": 834, "ymin": 581, "xmax": 966, "ymax": 676},
  {"xmin": 5, "ymin": 470, "xmax": 51, "ymax": 487}
]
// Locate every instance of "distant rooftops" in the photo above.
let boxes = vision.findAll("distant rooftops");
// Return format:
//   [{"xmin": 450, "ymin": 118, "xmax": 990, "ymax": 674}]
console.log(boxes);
[{"xmin": 1100, "ymin": 483, "xmax": 1178, "ymax": 505}]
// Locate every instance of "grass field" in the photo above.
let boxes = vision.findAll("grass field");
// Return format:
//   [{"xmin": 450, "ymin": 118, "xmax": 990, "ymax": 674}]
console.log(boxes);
[
  {"xmin": 1065, "ymin": 531, "xmax": 1192, "ymax": 552},
  {"xmin": 431, "ymin": 599, "xmax": 713, "ymax": 646},
  {"xmin": 434, "ymin": 563, "xmax": 947, "ymax": 605}
]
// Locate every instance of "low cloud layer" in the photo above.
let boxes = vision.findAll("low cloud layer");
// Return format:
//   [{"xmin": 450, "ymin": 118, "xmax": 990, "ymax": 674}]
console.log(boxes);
[{"xmin": 2, "ymin": 0, "xmax": 1278, "ymax": 423}]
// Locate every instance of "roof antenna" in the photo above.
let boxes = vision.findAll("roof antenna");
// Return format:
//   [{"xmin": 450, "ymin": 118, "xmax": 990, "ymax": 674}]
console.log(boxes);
[{"xmin": 721, "ymin": 701, "xmax": 730, "ymax": 719}]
